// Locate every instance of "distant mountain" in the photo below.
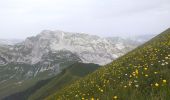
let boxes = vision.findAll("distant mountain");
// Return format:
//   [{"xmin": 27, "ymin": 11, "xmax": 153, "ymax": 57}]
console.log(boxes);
[
  {"xmin": 0, "ymin": 30, "xmax": 143, "ymax": 66},
  {"xmin": 0, "ymin": 39, "xmax": 22, "ymax": 45},
  {"xmin": 129, "ymin": 34, "xmax": 157, "ymax": 43},
  {"xmin": 45, "ymin": 28, "xmax": 170, "ymax": 99},
  {"xmin": 0, "ymin": 30, "xmax": 146, "ymax": 98}
]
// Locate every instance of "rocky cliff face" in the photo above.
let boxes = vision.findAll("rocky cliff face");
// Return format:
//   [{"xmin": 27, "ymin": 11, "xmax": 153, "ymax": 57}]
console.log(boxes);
[
  {"xmin": 0, "ymin": 30, "xmax": 146, "ymax": 79},
  {"xmin": 0, "ymin": 30, "xmax": 139, "ymax": 66},
  {"xmin": 0, "ymin": 30, "xmax": 149, "ymax": 77}
]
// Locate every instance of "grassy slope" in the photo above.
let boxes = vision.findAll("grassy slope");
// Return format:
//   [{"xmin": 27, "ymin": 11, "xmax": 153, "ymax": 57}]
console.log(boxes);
[
  {"xmin": 0, "ymin": 49, "xmax": 81, "ymax": 99},
  {"xmin": 46, "ymin": 28, "xmax": 170, "ymax": 100},
  {"xmin": 0, "ymin": 63, "xmax": 45, "ymax": 98},
  {"xmin": 3, "ymin": 63, "xmax": 99, "ymax": 100}
]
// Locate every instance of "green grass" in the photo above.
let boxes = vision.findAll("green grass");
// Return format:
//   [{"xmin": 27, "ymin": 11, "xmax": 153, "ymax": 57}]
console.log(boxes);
[
  {"xmin": 3, "ymin": 63, "xmax": 99, "ymax": 100},
  {"xmin": 46, "ymin": 28, "xmax": 170, "ymax": 100},
  {"xmin": 0, "ymin": 53, "xmax": 80, "ymax": 99},
  {"xmin": 0, "ymin": 63, "xmax": 39, "ymax": 98},
  {"xmin": 28, "ymin": 63, "xmax": 99, "ymax": 100}
]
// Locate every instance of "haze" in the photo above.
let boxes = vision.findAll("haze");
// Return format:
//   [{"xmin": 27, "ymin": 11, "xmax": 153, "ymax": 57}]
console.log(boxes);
[{"xmin": 0, "ymin": 0, "xmax": 170, "ymax": 39}]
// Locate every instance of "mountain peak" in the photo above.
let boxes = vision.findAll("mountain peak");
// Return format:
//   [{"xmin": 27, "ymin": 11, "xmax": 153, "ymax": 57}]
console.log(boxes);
[{"xmin": 1, "ymin": 30, "xmax": 141, "ymax": 65}]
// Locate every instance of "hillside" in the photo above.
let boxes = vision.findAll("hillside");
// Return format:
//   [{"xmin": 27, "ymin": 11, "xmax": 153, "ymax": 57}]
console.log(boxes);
[
  {"xmin": 0, "ymin": 52, "xmax": 80, "ymax": 99},
  {"xmin": 0, "ymin": 30, "xmax": 164, "ymax": 100},
  {"xmin": 3, "ymin": 63, "xmax": 99, "ymax": 100},
  {"xmin": 0, "ymin": 30, "xmax": 142, "ymax": 98},
  {"xmin": 46, "ymin": 28, "xmax": 170, "ymax": 100}
]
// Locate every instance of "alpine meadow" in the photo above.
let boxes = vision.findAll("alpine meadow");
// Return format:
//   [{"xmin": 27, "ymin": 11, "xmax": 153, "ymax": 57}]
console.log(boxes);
[{"xmin": 0, "ymin": 0, "xmax": 170, "ymax": 100}]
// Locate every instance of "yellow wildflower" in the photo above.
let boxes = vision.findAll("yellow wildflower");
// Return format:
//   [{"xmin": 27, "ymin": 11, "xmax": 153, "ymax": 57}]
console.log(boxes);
[
  {"xmin": 155, "ymin": 83, "xmax": 159, "ymax": 87},
  {"xmin": 113, "ymin": 96, "xmax": 118, "ymax": 99},
  {"xmin": 135, "ymin": 84, "xmax": 139, "ymax": 88},
  {"xmin": 165, "ymin": 57, "xmax": 168, "ymax": 59},
  {"xmin": 132, "ymin": 72, "xmax": 136, "ymax": 76},
  {"xmin": 124, "ymin": 85, "xmax": 127, "ymax": 88},
  {"xmin": 163, "ymin": 80, "xmax": 167, "ymax": 83},
  {"xmin": 145, "ymin": 74, "xmax": 148, "ymax": 77},
  {"xmin": 144, "ymin": 67, "xmax": 148, "ymax": 70},
  {"xmin": 91, "ymin": 98, "xmax": 95, "ymax": 100},
  {"xmin": 135, "ymin": 69, "xmax": 139, "ymax": 75},
  {"xmin": 129, "ymin": 75, "xmax": 132, "ymax": 78}
]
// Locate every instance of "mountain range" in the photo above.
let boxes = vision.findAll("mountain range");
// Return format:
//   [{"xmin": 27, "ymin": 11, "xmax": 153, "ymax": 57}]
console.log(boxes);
[
  {"xmin": 0, "ymin": 30, "xmax": 154, "ymax": 98},
  {"xmin": 0, "ymin": 39, "xmax": 22, "ymax": 45}
]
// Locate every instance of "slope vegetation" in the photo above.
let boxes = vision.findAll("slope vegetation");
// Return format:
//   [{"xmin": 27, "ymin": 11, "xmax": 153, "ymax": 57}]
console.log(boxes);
[
  {"xmin": 3, "ymin": 63, "xmax": 99, "ymax": 100},
  {"xmin": 46, "ymin": 28, "xmax": 170, "ymax": 100}
]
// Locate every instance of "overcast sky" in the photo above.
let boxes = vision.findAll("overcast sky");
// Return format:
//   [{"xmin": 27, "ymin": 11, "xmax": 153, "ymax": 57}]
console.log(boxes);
[{"xmin": 0, "ymin": 0, "xmax": 170, "ymax": 39}]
